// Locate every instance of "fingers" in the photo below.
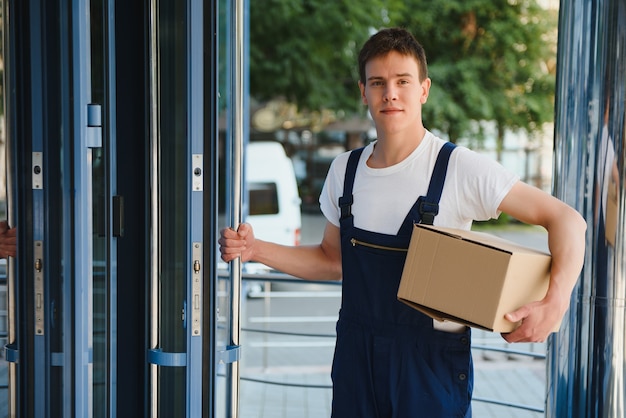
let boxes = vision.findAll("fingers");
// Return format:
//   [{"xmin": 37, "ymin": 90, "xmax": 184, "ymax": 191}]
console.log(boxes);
[
  {"xmin": 501, "ymin": 324, "xmax": 549, "ymax": 344},
  {"xmin": 501, "ymin": 303, "xmax": 552, "ymax": 343},
  {"xmin": 219, "ymin": 223, "xmax": 250, "ymax": 239},
  {"xmin": 0, "ymin": 225, "xmax": 17, "ymax": 258},
  {"xmin": 504, "ymin": 304, "xmax": 531, "ymax": 324},
  {"xmin": 219, "ymin": 224, "xmax": 251, "ymax": 262},
  {"xmin": 236, "ymin": 223, "xmax": 252, "ymax": 237},
  {"xmin": 0, "ymin": 246, "xmax": 17, "ymax": 258}
]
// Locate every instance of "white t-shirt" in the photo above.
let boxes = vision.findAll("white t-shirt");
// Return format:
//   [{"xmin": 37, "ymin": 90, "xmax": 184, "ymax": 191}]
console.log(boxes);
[{"xmin": 319, "ymin": 131, "xmax": 519, "ymax": 234}]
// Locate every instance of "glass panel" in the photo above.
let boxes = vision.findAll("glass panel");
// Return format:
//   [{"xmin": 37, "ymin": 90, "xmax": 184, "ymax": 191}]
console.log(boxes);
[
  {"xmin": 90, "ymin": 0, "xmax": 109, "ymax": 416},
  {"xmin": 157, "ymin": 0, "xmax": 187, "ymax": 415},
  {"xmin": 249, "ymin": 183, "xmax": 279, "ymax": 215},
  {"xmin": 0, "ymin": 0, "xmax": 8, "ymax": 413},
  {"xmin": 215, "ymin": 0, "xmax": 231, "ymax": 414}
]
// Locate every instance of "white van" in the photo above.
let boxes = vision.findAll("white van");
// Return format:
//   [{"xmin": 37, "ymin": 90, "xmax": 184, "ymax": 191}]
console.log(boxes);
[{"xmin": 244, "ymin": 141, "xmax": 302, "ymax": 274}]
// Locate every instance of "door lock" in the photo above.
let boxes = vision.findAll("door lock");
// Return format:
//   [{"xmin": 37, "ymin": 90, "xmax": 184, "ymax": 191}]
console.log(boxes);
[
  {"xmin": 191, "ymin": 243, "xmax": 202, "ymax": 335},
  {"xmin": 35, "ymin": 258, "xmax": 43, "ymax": 272},
  {"xmin": 34, "ymin": 241, "xmax": 44, "ymax": 335}
]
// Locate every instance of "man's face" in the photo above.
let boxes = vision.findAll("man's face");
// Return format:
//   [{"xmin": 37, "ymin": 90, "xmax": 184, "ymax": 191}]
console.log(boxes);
[{"xmin": 358, "ymin": 51, "xmax": 431, "ymax": 136}]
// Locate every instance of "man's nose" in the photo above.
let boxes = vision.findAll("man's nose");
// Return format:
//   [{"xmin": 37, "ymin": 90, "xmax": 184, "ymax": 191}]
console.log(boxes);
[{"xmin": 383, "ymin": 85, "xmax": 397, "ymax": 101}]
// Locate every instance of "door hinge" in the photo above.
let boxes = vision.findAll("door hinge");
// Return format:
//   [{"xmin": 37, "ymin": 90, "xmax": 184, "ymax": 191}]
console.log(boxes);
[{"xmin": 86, "ymin": 103, "xmax": 102, "ymax": 148}]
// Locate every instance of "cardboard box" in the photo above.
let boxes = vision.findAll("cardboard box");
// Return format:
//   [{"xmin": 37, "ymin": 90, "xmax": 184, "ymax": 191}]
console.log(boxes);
[
  {"xmin": 397, "ymin": 224, "xmax": 554, "ymax": 333},
  {"xmin": 605, "ymin": 178, "xmax": 618, "ymax": 247}
]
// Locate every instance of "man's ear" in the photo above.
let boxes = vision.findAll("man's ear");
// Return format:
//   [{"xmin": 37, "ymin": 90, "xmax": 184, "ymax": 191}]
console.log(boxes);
[
  {"xmin": 358, "ymin": 81, "xmax": 367, "ymax": 105},
  {"xmin": 420, "ymin": 78, "xmax": 432, "ymax": 104}
]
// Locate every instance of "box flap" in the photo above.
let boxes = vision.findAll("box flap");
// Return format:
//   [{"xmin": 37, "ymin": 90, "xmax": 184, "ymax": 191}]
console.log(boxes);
[
  {"xmin": 397, "ymin": 297, "xmax": 520, "ymax": 332},
  {"xmin": 415, "ymin": 224, "xmax": 549, "ymax": 256}
]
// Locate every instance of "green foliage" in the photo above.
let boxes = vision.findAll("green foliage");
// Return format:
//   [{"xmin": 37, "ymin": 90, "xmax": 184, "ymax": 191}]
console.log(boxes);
[
  {"xmin": 389, "ymin": 0, "xmax": 557, "ymax": 142},
  {"xmin": 472, "ymin": 212, "xmax": 514, "ymax": 228},
  {"xmin": 250, "ymin": 0, "xmax": 404, "ymax": 113},
  {"xmin": 249, "ymin": 0, "xmax": 557, "ymax": 141}
]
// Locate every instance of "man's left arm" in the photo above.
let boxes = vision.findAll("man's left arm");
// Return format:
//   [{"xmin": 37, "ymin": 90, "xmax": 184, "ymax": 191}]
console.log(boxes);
[{"xmin": 497, "ymin": 181, "xmax": 587, "ymax": 343}]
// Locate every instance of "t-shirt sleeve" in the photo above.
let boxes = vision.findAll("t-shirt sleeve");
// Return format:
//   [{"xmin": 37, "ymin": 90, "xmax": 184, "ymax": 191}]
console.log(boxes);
[
  {"xmin": 319, "ymin": 153, "xmax": 349, "ymax": 228},
  {"xmin": 451, "ymin": 147, "xmax": 520, "ymax": 221}
]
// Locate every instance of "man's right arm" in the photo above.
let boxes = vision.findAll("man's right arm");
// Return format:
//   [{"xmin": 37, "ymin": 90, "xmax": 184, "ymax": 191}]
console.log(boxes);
[
  {"xmin": 0, "ymin": 221, "xmax": 17, "ymax": 259},
  {"xmin": 219, "ymin": 221, "xmax": 343, "ymax": 281}
]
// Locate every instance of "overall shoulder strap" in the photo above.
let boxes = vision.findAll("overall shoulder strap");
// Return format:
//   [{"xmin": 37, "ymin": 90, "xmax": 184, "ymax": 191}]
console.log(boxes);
[
  {"xmin": 338, "ymin": 147, "xmax": 364, "ymax": 221},
  {"xmin": 416, "ymin": 141, "xmax": 456, "ymax": 225}
]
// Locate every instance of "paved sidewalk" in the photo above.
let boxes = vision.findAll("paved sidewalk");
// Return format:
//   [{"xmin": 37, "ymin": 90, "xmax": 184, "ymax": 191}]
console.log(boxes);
[
  {"xmin": 233, "ymin": 351, "xmax": 546, "ymax": 418},
  {"xmin": 0, "ymin": 357, "xmax": 7, "ymax": 418},
  {"xmin": 0, "ymin": 347, "xmax": 545, "ymax": 418}
]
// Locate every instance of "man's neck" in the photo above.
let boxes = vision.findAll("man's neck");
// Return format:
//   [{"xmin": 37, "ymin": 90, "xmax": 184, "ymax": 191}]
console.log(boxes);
[{"xmin": 368, "ymin": 126, "xmax": 426, "ymax": 168}]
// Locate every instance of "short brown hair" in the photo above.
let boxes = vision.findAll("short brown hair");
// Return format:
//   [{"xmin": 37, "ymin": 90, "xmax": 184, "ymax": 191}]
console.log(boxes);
[{"xmin": 358, "ymin": 28, "xmax": 428, "ymax": 84}]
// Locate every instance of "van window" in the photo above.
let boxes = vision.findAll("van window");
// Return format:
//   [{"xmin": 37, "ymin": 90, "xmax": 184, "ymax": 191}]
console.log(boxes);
[{"xmin": 249, "ymin": 182, "xmax": 279, "ymax": 215}]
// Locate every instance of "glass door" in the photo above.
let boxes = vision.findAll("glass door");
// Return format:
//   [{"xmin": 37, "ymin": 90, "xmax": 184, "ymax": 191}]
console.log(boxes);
[
  {"xmin": 90, "ymin": 0, "xmax": 115, "ymax": 415},
  {"xmin": 72, "ymin": 0, "xmax": 112, "ymax": 414},
  {"xmin": 3, "ymin": 0, "xmax": 117, "ymax": 415},
  {"xmin": 215, "ymin": 0, "xmax": 247, "ymax": 414},
  {"xmin": 146, "ymin": 0, "xmax": 206, "ymax": 416},
  {"xmin": 3, "ymin": 0, "xmax": 78, "ymax": 415},
  {"xmin": 3, "ymin": 0, "xmax": 217, "ymax": 415}
]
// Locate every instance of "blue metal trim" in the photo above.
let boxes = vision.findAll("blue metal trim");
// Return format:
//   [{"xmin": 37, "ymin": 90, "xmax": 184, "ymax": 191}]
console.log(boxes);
[
  {"xmin": 147, "ymin": 349, "xmax": 187, "ymax": 367},
  {"xmin": 29, "ymin": 2, "xmax": 47, "ymax": 416},
  {"xmin": 51, "ymin": 352, "xmax": 65, "ymax": 367},
  {"xmin": 217, "ymin": 345, "xmax": 241, "ymax": 364},
  {"xmin": 105, "ymin": 0, "xmax": 118, "ymax": 415},
  {"xmin": 72, "ymin": 0, "xmax": 94, "ymax": 416},
  {"xmin": 50, "ymin": 2, "xmax": 76, "ymax": 417},
  {"xmin": 4, "ymin": 344, "xmax": 18, "ymax": 363},
  {"xmin": 187, "ymin": 0, "xmax": 204, "ymax": 416}
]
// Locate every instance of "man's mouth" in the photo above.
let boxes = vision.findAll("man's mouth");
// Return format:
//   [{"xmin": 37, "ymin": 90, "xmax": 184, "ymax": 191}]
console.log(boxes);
[{"xmin": 381, "ymin": 108, "xmax": 402, "ymax": 114}]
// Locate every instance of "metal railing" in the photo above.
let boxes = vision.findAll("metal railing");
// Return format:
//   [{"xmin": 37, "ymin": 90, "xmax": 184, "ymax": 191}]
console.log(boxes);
[
  {"xmin": 223, "ymin": 271, "xmax": 547, "ymax": 417},
  {"xmin": 0, "ymin": 269, "xmax": 546, "ymax": 416}
]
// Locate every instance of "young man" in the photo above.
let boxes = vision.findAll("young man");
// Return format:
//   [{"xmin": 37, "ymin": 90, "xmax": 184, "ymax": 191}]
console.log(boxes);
[{"xmin": 220, "ymin": 27, "xmax": 586, "ymax": 417}]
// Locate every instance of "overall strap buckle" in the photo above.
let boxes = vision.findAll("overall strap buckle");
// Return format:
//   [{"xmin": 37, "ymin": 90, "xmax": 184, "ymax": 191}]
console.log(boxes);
[
  {"xmin": 417, "ymin": 141, "xmax": 456, "ymax": 225},
  {"xmin": 339, "ymin": 147, "xmax": 365, "ymax": 221},
  {"xmin": 417, "ymin": 197, "xmax": 439, "ymax": 226},
  {"xmin": 339, "ymin": 195, "xmax": 353, "ymax": 219}
]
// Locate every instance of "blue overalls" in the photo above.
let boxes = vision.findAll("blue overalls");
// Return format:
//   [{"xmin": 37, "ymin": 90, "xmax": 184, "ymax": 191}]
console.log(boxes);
[{"xmin": 331, "ymin": 142, "xmax": 473, "ymax": 418}]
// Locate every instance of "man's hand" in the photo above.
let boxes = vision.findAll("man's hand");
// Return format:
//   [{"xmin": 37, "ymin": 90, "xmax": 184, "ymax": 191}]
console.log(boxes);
[
  {"xmin": 218, "ymin": 223, "xmax": 256, "ymax": 263},
  {"xmin": 501, "ymin": 294, "xmax": 566, "ymax": 343},
  {"xmin": 0, "ymin": 221, "xmax": 17, "ymax": 259}
]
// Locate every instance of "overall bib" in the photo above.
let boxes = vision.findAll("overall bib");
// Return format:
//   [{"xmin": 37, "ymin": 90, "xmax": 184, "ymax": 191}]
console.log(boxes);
[{"xmin": 331, "ymin": 142, "xmax": 473, "ymax": 418}]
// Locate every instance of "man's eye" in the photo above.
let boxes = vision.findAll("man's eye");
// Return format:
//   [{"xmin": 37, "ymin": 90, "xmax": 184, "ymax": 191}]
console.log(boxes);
[{"xmin": 371, "ymin": 81, "xmax": 383, "ymax": 87}]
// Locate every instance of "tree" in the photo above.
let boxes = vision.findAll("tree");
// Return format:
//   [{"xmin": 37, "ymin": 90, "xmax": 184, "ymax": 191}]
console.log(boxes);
[
  {"xmin": 390, "ymin": 0, "xmax": 557, "ymax": 146},
  {"xmin": 249, "ymin": 0, "xmax": 403, "ymax": 114},
  {"xmin": 249, "ymin": 0, "xmax": 557, "ymax": 147}
]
